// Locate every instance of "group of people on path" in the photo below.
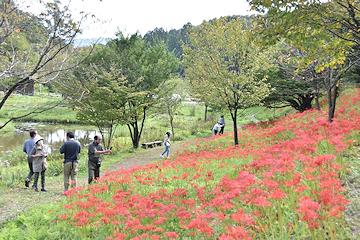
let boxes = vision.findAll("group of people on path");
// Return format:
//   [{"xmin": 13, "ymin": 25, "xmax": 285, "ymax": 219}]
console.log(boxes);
[
  {"xmin": 212, "ymin": 115, "xmax": 225, "ymax": 135},
  {"xmin": 23, "ymin": 122, "xmax": 214, "ymax": 192},
  {"xmin": 23, "ymin": 131, "xmax": 111, "ymax": 193}
]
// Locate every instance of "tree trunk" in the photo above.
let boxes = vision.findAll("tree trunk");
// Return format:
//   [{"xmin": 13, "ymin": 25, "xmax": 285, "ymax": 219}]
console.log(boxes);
[
  {"xmin": 301, "ymin": 94, "xmax": 313, "ymax": 111},
  {"xmin": 315, "ymin": 94, "xmax": 320, "ymax": 111},
  {"xmin": 328, "ymin": 82, "xmax": 339, "ymax": 123},
  {"xmin": 204, "ymin": 104, "xmax": 208, "ymax": 122},
  {"xmin": 127, "ymin": 107, "xmax": 147, "ymax": 149},
  {"xmin": 168, "ymin": 106, "xmax": 175, "ymax": 143},
  {"xmin": 231, "ymin": 110, "xmax": 238, "ymax": 146},
  {"xmin": 288, "ymin": 94, "xmax": 313, "ymax": 112},
  {"xmin": 326, "ymin": 69, "xmax": 340, "ymax": 123},
  {"xmin": 133, "ymin": 124, "xmax": 140, "ymax": 148}
]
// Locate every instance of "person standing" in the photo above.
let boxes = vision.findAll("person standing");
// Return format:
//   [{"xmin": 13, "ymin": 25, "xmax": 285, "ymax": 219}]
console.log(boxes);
[
  {"xmin": 219, "ymin": 115, "xmax": 225, "ymax": 135},
  {"xmin": 29, "ymin": 135, "xmax": 48, "ymax": 192},
  {"xmin": 60, "ymin": 132, "xmax": 81, "ymax": 192},
  {"xmin": 160, "ymin": 130, "xmax": 172, "ymax": 158},
  {"xmin": 23, "ymin": 130, "xmax": 37, "ymax": 188},
  {"xmin": 88, "ymin": 134, "xmax": 111, "ymax": 184}
]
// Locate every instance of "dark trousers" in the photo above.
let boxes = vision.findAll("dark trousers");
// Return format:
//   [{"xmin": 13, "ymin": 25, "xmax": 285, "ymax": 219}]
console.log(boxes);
[
  {"xmin": 26, "ymin": 158, "xmax": 35, "ymax": 184},
  {"xmin": 88, "ymin": 161, "xmax": 100, "ymax": 184},
  {"xmin": 219, "ymin": 126, "xmax": 224, "ymax": 135},
  {"xmin": 33, "ymin": 171, "xmax": 45, "ymax": 189}
]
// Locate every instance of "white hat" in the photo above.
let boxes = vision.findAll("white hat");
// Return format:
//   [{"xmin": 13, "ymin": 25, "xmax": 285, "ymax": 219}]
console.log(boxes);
[
  {"xmin": 167, "ymin": 130, "xmax": 172, "ymax": 135},
  {"xmin": 34, "ymin": 135, "xmax": 44, "ymax": 144}
]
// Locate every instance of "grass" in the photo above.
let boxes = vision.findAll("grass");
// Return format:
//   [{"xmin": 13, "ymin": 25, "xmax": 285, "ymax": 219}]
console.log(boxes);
[{"xmin": 0, "ymin": 86, "xmax": 359, "ymax": 238}]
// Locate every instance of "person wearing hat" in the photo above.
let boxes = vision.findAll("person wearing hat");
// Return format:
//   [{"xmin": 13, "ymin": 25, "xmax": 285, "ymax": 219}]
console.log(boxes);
[
  {"xmin": 29, "ymin": 135, "xmax": 48, "ymax": 192},
  {"xmin": 160, "ymin": 130, "xmax": 172, "ymax": 158}
]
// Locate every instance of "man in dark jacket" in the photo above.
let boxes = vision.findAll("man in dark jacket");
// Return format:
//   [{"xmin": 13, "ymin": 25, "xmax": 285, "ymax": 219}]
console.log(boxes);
[
  {"xmin": 88, "ymin": 134, "xmax": 111, "ymax": 184},
  {"xmin": 60, "ymin": 132, "xmax": 81, "ymax": 192},
  {"xmin": 23, "ymin": 130, "xmax": 37, "ymax": 188}
]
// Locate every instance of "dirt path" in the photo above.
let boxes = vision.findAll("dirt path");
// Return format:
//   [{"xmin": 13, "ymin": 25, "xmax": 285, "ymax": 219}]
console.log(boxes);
[{"xmin": 0, "ymin": 142, "xmax": 185, "ymax": 223}]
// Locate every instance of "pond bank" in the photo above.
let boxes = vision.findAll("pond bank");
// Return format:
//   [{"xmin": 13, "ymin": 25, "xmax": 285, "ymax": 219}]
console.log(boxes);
[{"xmin": 0, "ymin": 122, "xmax": 97, "ymax": 158}]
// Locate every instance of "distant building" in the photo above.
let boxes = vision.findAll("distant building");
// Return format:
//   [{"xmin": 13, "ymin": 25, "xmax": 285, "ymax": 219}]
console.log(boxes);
[{"xmin": 17, "ymin": 79, "xmax": 34, "ymax": 95}]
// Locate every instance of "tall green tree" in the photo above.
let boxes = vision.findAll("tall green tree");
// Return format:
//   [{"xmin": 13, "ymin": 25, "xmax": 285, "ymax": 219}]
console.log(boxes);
[
  {"xmin": 155, "ymin": 78, "xmax": 185, "ymax": 142},
  {"xmin": 182, "ymin": 17, "xmax": 272, "ymax": 145},
  {"xmin": 248, "ymin": 0, "xmax": 359, "ymax": 122},
  {"xmin": 109, "ymin": 33, "xmax": 178, "ymax": 148},
  {"xmin": 77, "ymin": 33, "xmax": 178, "ymax": 148},
  {"xmin": 263, "ymin": 42, "xmax": 323, "ymax": 112},
  {"xmin": 75, "ymin": 66, "xmax": 129, "ymax": 149}
]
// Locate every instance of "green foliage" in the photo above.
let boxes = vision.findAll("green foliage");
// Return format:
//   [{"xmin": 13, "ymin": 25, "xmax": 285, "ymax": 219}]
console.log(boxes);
[
  {"xmin": 249, "ymin": 0, "xmax": 358, "ymax": 122},
  {"xmin": 75, "ymin": 32, "xmax": 179, "ymax": 149},
  {"xmin": 182, "ymin": 17, "xmax": 273, "ymax": 144},
  {"xmin": 183, "ymin": 17, "xmax": 272, "ymax": 109}
]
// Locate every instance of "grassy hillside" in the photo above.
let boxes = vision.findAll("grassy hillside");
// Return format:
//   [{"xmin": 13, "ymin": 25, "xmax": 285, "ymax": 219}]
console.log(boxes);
[{"xmin": 0, "ymin": 87, "xmax": 359, "ymax": 239}]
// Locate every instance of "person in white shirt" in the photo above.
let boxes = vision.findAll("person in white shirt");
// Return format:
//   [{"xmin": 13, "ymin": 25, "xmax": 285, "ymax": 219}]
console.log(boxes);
[
  {"xmin": 160, "ymin": 130, "xmax": 172, "ymax": 158},
  {"xmin": 212, "ymin": 122, "xmax": 223, "ymax": 135}
]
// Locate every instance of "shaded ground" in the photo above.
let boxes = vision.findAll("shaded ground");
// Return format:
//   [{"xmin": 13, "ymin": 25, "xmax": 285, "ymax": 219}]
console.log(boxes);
[{"xmin": 0, "ymin": 142, "xmax": 185, "ymax": 223}]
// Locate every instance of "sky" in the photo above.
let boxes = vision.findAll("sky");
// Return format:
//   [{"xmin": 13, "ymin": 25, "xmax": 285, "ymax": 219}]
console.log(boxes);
[{"xmin": 65, "ymin": 0, "xmax": 254, "ymax": 39}]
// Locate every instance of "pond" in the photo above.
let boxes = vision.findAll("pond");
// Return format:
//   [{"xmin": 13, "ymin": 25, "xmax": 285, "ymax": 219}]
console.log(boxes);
[{"xmin": 0, "ymin": 122, "xmax": 98, "ymax": 157}]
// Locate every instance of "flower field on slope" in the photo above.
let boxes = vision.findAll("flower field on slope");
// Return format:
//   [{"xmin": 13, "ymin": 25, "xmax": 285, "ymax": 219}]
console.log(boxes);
[{"xmin": 1, "ymin": 87, "xmax": 360, "ymax": 239}]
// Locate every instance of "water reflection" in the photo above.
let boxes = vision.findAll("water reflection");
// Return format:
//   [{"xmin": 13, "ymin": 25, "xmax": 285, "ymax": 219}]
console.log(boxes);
[{"xmin": 0, "ymin": 123, "xmax": 98, "ymax": 156}]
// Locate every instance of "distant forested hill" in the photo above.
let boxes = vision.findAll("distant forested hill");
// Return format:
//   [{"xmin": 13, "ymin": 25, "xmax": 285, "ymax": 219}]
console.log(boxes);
[{"xmin": 142, "ymin": 15, "xmax": 255, "ymax": 76}]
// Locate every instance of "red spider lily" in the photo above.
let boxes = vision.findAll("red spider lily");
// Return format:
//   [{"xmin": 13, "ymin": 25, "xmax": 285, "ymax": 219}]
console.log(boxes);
[
  {"xmin": 311, "ymin": 155, "xmax": 336, "ymax": 167},
  {"xmin": 328, "ymin": 206, "xmax": 346, "ymax": 217},
  {"xmin": 113, "ymin": 232, "xmax": 127, "ymax": 238},
  {"xmin": 219, "ymin": 226, "xmax": 252, "ymax": 240},
  {"xmin": 63, "ymin": 204, "xmax": 74, "ymax": 210},
  {"xmin": 73, "ymin": 217, "xmax": 90, "ymax": 226},
  {"xmin": 231, "ymin": 209, "xmax": 255, "ymax": 226},
  {"xmin": 54, "ymin": 88, "xmax": 360, "ymax": 238},
  {"xmin": 317, "ymin": 189, "xmax": 349, "ymax": 206},
  {"xmin": 249, "ymin": 196, "xmax": 271, "ymax": 207},
  {"xmin": 163, "ymin": 232, "xmax": 179, "ymax": 237},
  {"xmin": 269, "ymin": 189, "xmax": 287, "ymax": 200},
  {"xmin": 182, "ymin": 217, "xmax": 214, "ymax": 237},
  {"xmin": 297, "ymin": 196, "xmax": 321, "ymax": 223}
]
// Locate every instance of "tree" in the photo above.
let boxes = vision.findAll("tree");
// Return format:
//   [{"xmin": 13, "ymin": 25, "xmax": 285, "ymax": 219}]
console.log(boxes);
[
  {"xmin": 263, "ymin": 42, "xmax": 324, "ymax": 112},
  {"xmin": 0, "ymin": 0, "xmax": 93, "ymax": 129},
  {"xmin": 155, "ymin": 78, "xmax": 184, "ymax": 142},
  {"xmin": 110, "ymin": 33, "xmax": 179, "ymax": 148},
  {"xmin": 182, "ymin": 17, "xmax": 272, "ymax": 145},
  {"xmin": 248, "ymin": 0, "xmax": 360, "ymax": 122},
  {"xmin": 77, "ymin": 32, "xmax": 179, "ymax": 148},
  {"xmin": 75, "ymin": 66, "xmax": 129, "ymax": 149}
]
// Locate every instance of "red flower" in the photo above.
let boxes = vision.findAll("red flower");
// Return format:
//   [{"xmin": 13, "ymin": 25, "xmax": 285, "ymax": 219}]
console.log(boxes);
[
  {"xmin": 219, "ymin": 226, "xmax": 252, "ymax": 240},
  {"xmin": 231, "ymin": 209, "xmax": 255, "ymax": 226},
  {"xmin": 269, "ymin": 189, "xmax": 287, "ymax": 200},
  {"xmin": 163, "ymin": 232, "xmax": 179, "ymax": 238}
]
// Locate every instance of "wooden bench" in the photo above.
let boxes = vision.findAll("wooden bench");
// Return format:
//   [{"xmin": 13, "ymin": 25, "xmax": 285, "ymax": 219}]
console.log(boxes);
[{"xmin": 141, "ymin": 141, "xmax": 163, "ymax": 149}]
